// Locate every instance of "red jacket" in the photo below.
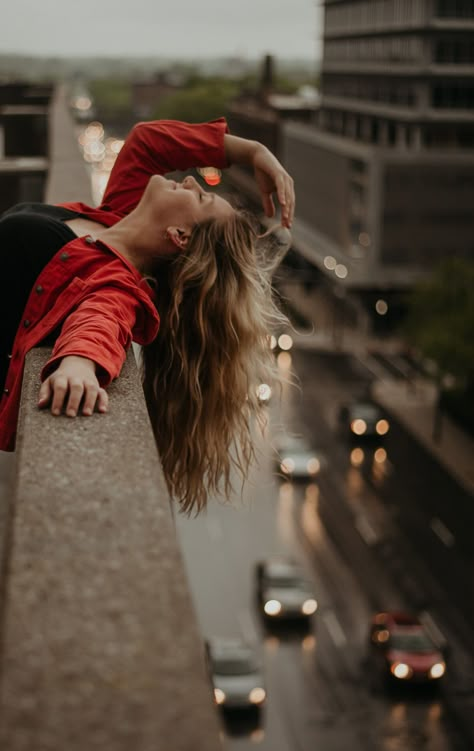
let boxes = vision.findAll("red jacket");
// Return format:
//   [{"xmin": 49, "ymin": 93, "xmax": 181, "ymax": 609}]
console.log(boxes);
[{"xmin": 0, "ymin": 118, "xmax": 229, "ymax": 451}]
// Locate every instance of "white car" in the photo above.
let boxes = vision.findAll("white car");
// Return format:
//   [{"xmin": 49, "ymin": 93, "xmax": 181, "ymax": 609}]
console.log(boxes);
[
  {"xmin": 205, "ymin": 637, "xmax": 266, "ymax": 710},
  {"xmin": 256, "ymin": 558, "xmax": 318, "ymax": 621},
  {"xmin": 273, "ymin": 434, "xmax": 327, "ymax": 479}
]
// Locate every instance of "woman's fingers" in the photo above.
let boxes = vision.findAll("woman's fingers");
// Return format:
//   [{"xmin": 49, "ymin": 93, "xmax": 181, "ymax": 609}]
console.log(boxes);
[
  {"xmin": 97, "ymin": 388, "xmax": 109, "ymax": 414},
  {"xmin": 38, "ymin": 376, "xmax": 108, "ymax": 416},
  {"xmin": 277, "ymin": 174, "xmax": 295, "ymax": 227},
  {"xmin": 262, "ymin": 192, "xmax": 275, "ymax": 218},
  {"xmin": 50, "ymin": 376, "xmax": 69, "ymax": 416},
  {"xmin": 38, "ymin": 378, "xmax": 52, "ymax": 409}
]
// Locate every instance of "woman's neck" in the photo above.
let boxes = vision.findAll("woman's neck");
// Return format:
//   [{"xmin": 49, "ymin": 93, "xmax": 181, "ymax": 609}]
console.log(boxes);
[{"xmin": 97, "ymin": 221, "xmax": 152, "ymax": 274}]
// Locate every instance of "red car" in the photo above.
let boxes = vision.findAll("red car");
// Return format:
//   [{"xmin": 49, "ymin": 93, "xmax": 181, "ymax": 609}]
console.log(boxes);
[{"xmin": 369, "ymin": 612, "xmax": 446, "ymax": 686}]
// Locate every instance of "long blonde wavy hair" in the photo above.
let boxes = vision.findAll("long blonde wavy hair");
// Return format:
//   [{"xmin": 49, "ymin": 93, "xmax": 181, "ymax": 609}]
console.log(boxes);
[{"xmin": 141, "ymin": 211, "xmax": 290, "ymax": 514}]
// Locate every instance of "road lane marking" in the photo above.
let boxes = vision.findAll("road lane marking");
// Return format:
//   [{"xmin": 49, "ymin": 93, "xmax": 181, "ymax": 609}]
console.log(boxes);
[
  {"xmin": 354, "ymin": 514, "xmax": 380, "ymax": 546},
  {"xmin": 322, "ymin": 610, "xmax": 347, "ymax": 647},
  {"xmin": 430, "ymin": 517, "xmax": 455, "ymax": 548},
  {"xmin": 419, "ymin": 611, "xmax": 447, "ymax": 650}
]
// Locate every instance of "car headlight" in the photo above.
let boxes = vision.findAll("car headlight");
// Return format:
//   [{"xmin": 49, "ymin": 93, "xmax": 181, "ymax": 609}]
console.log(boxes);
[
  {"xmin": 264, "ymin": 599, "xmax": 282, "ymax": 616},
  {"xmin": 257, "ymin": 383, "xmax": 272, "ymax": 403},
  {"xmin": 391, "ymin": 662, "xmax": 413, "ymax": 680},
  {"xmin": 280, "ymin": 458, "xmax": 295, "ymax": 474},
  {"xmin": 351, "ymin": 419, "xmax": 367, "ymax": 435},
  {"xmin": 301, "ymin": 598, "xmax": 318, "ymax": 615},
  {"xmin": 214, "ymin": 687, "xmax": 226, "ymax": 704},
  {"xmin": 376, "ymin": 419, "xmax": 390, "ymax": 435},
  {"xmin": 249, "ymin": 687, "xmax": 266, "ymax": 704},
  {"xmin": 306, "ymin": 458, "xmax": 320, "ymax": 475},
  {"xmin": 429, "ymin": 662, "xmax": 446, "ymax": 679},
  {"xmin": 278, "ymin": 334, "xmax": 293, "ymax": 351}
]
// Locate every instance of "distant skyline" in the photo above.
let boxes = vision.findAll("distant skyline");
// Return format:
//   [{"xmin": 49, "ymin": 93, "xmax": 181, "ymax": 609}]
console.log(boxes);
[{"xmin": 0, "ymin": 1, "xmax": 323, "ymax": 61}]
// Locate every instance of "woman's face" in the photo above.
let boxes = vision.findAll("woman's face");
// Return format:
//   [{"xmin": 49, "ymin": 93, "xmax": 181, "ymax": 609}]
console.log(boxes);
[{"xmin": 147, "ymin": 174, "xmax": 234, "ymax": 227}]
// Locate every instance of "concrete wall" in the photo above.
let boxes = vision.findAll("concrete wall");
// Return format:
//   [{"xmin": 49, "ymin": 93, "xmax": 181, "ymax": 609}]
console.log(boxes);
[{"xmin": 0, "ymin": 85, "xmax": 223, "ymax": 750}]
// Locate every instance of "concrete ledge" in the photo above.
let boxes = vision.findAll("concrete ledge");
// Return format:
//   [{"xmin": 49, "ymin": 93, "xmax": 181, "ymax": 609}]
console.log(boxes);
[{"xmin": 0, "ymin": 348, "xmax": 222, "ymax": 751}]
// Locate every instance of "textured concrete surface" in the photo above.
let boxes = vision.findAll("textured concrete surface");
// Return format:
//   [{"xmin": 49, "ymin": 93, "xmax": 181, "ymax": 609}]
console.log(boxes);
[{"xmin": 0, "ymin": 348, "xmax": 222, "ymax": 751}]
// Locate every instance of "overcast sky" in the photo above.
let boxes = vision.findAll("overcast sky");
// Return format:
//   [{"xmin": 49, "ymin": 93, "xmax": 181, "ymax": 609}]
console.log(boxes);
[{"xmin": 0, "ymin": 0, "xmax": 323, "ymax": 60}]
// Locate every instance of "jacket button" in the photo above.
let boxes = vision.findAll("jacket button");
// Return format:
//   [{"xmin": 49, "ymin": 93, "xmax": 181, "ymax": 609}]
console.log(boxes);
[
  {"xmin": 23, "ymin": 319, "xmax": 30, "ymax": 328},
  {"xmin": 7, "ymin": 353, "xmax": 12, "ymax": 359},
  {"xmin": 60, "ymin": 251, "xmax": 69, "ymax": 261},
  {"xmin": 36, "ymin": 285, "xmax": 44, "ymax": 294},
  {"xmin": 85, "ymin": 235, "xmax": 95, "ymax": 244},
  {"xmin": 3, "ymin": 388, "xmax": 9, "ymax": 395}
]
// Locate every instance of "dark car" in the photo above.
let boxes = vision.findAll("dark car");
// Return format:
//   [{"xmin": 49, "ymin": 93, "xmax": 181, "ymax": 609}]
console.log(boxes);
[
  {"xmin": 205, "ymin": 636, "xmax": 266, "ymax": 711},
  {"xmin": 368, "ymin": 612, "xmax": 446, "ymax": 687},
  {"xmin": 255, "ymin": 557, "xmax": 318, "ymax": 621},
  {"xmin": 339, "ymin": 400, "xmax": 390, "ymax": 439}
]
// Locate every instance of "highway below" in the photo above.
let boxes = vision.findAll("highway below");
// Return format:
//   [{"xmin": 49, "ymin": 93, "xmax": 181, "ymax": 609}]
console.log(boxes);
[{"xmin": 175, "ymin": 343, "xmax": 473, "ymax": 750}]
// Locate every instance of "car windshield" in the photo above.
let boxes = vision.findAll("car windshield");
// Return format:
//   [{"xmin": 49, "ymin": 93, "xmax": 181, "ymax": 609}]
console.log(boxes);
[
  {"xmin": 351, "ymin": 404, "xmax": 379, "ymax": 419},
  {"xmin": 390, "ymin": 631, "xmax": 435, "ymax": 652},
  {"xmin": 267, "ymin": 575, "xmax": 307, "ymax": 589},
  {"xmin": 213, "ymin": 656, "xmax": 260, "ymax": 676}
]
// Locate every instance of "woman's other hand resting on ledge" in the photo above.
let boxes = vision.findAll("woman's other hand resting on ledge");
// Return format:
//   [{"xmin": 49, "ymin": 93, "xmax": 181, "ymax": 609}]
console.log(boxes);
[{"xmin": 38, "ymin": 355, "xmax": 109, "ymax": 417}]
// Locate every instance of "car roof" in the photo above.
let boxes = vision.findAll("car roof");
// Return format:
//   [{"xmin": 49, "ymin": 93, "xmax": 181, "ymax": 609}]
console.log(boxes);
[
  {"xmin": 349, "ymin": 401, "xmax": 381, "ymax": 416},
  {"xmin": 262, "ymin": 558, "xmax": 306, "ymax": 578},
  {"xmin": 207, "ymin": 636, "xmax": 257, "ymax": 661},
  {"xmin": 373, "ymin": 611, "xmax": 422, "ymax": 628}
]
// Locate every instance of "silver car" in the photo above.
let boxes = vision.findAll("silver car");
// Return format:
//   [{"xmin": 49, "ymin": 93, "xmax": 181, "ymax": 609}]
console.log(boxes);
[
  {"xmin": 256, "ymin": 558, "xmax": 318, "ymax": 620},
  {"xmin": 205, "ymin": 637, "xmax": 266, "ymax": 710},
  {"xmin": 273, "ymin": 434, "xmax": 327, "ymax": 480}
]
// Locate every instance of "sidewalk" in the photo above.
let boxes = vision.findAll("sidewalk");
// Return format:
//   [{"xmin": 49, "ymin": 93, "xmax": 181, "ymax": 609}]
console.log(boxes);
[
  {"xmin": 372, "ymin": 378, "xmax": 474, "ymax": 498},
  {"xmin": 281, "ymin": 280, "xmax": 474, "ymax": 499}
]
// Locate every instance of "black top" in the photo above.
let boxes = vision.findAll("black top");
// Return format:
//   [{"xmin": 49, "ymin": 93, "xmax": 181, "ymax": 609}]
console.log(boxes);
[{"xmin": 0, "ymin": 202, "xmax": 83, "ymax": 387}]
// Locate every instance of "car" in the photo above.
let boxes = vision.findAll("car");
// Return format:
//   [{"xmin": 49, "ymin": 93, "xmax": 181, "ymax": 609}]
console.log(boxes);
[
  {"xmin": 338, "ymin": 400, "xmax": 390, "ymax": 439},
  {"xmin": 269, "ymin": 331, "xmax": 294, "ymax": 354},
  {"xmin": 272, "ymin": 434, "xmax": 327, "ymax": 479},
  {"xmin": 255, "ymin": 557, "xmax": 318, "ymax": 621},
  {"xmin": 205, "ymin": 636, "xmax": 266, "ymax": 711},
  {"xmin": 368, "ymin": 612, "xmax": 446, "ymax": 686}
]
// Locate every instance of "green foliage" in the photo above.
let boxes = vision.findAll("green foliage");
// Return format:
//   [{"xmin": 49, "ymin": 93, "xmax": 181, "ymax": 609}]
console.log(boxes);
[
  {"xmin": 89, "ymin": 79, "xmax": 132, "ymax": 115},
  {"xmin": 403, "ymin": 258, "xmax": 474, "ymax": 385},
  {"xmin": 151, "ymin": 78, "xmax": 240, "ymax": 123}
]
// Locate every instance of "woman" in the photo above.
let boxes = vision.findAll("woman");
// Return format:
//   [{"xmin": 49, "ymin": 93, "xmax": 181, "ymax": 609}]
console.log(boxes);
[{"xmin": 0, "ymin": 117, "xmax": 294, "ymax": 512}]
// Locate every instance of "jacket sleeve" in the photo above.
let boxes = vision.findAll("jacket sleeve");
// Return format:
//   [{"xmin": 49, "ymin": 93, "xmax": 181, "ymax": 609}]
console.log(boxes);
[
  {"xmin": 40, "ymin": 284, "xmax": 148, "ymax": 386},
  {"xmin": 101, "ymin": 118, "xmax": 229, "ymax": 215}
]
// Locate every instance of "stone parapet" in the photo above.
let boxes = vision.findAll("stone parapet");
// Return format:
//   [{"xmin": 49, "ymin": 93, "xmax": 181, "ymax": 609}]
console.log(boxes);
[{"xmin": 0, "ymin": 348, "xmax": 222, "ymax": 751}]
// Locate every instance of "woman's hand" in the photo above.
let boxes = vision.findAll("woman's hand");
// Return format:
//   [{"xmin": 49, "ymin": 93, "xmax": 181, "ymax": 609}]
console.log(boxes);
[
  {"xmin": 38, "ymin": 355, "xmax": 108, "ymax": 417},
  {"xmin": 224, "ymin": 134, "xmax": 295, "ymax": 228},
  {"xmin": 252, "ymin": 144, "xmax": 295, "ymax": 228}
]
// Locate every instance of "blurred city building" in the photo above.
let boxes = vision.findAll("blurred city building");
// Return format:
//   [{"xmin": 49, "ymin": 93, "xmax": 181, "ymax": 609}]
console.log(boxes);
[
  {"xmin": 229, "ymin": 1, "xmax": 474, "ymax": 332},
  {"xmin": 0, "ymin": 83, "xmax": 53, "ymax": 213}
]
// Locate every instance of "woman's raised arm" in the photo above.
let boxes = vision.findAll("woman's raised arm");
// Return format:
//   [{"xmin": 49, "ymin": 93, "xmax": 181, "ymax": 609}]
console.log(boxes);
[{"xmin": 224, "ymin": 134, "xmax": 294, "ymax": 228}]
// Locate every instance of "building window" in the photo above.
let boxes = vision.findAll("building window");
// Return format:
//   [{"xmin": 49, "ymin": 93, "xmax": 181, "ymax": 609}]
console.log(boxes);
[
  {"xmin": 432, "ymin": 82, "xmax": 474, "ymax": 108},
  {"xmin": 436, "ymin": 0, "xmax": 474, "ymax": 18},
  {"xmin": 435, "ymin": 37, "xmax": 474, "ymax": 63}
]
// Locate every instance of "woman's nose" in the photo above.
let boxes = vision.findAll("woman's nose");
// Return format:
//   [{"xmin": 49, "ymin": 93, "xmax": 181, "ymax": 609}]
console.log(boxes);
[{"xmin": 183, "ymin": 175, "xmax": 198, "ymax": 189}]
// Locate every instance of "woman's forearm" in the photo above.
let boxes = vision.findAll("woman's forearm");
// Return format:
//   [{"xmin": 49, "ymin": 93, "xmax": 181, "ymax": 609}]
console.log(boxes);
[{"xmin": 224, "ymin": 134, "xmax": 261, "ymax": 167}]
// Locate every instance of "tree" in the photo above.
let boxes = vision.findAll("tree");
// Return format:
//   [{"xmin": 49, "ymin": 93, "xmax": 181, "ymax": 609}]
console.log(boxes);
[
  {"xmin": 151, "ymin": 78, "xmax": 239, "ymax": 123},
  {"xmin": 403, "ymin": 257, "xmax": 474, "ymax": 439}
]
